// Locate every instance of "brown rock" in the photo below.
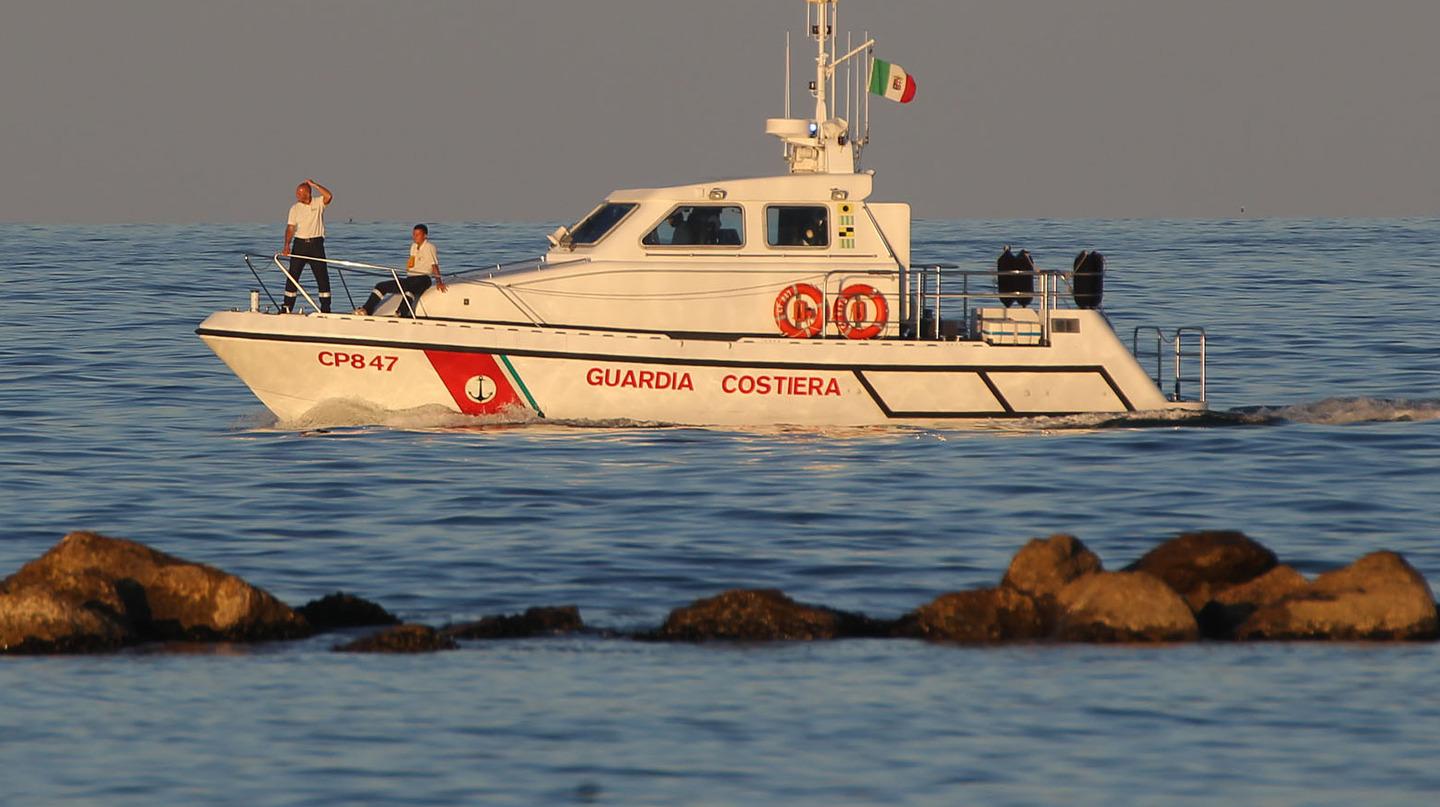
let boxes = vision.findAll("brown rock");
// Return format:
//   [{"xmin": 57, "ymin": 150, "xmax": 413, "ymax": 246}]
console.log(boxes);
[
  {"xmin": 1236, "ymin": 552, "xmax": 1439, "ymax": 641},
  {"xmin": 1, "ymin": 532, "xmax": 309, "ymax": 642},
  {"xmin": 1056, "ymin": 571, "xmax": 1199, "ymax": 642},
  {"xmin": 1196, "ymin": 565, "xmax": 1309, "ymax": 639},
  {"xmin": 444, "ymin": 606, "xmax": 583, "ymax": 640},
  {"xmin": 1125, "ymin": 531, "xmax": 1278, "ymax": 611},
  {"xmin": 650, "ymin": 589, "xmax": 886, "ymax": 641},
  {"xmin": 893, "ymin": 587, "xmax": 1049, "ymax": 642},
  {"xmin": 297, "ymin": 592, "xmax": 400, "ymax": 631},
  {"xmin": 334, "ymin": 624, "xmax": 458, "ymax": 653},
  {"xmin": 0, "ymin": 587, "xmax": 132, "ymax": 654},
  {"xmin": 1001, "ymin": 534, "xmax": 1103, "ymax": 601}
]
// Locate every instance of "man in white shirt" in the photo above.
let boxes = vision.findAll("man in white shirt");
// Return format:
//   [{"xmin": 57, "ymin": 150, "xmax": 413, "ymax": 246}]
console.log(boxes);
[
  {"xmin": 280, "ymin": 178, "xmax": 334, "ymax": 313},
  {"xmin": 355, "ymin": 224, "xmax": 447, "ymax": 316}
]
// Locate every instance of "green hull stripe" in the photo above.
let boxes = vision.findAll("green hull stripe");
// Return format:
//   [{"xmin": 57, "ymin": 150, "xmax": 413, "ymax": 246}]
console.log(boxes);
[{"xmin": 498, "ymin": 354, "xmax": 544, "ymax": 417}]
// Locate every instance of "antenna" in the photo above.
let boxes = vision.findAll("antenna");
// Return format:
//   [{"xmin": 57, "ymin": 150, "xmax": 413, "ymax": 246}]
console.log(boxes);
[
  {"xmin": 863, "ymin": 32, "xmax": 871, "ymax": 152},
  {"xmin": 784, "ymin": 31, "xmax": 791, "ymax": 119}
]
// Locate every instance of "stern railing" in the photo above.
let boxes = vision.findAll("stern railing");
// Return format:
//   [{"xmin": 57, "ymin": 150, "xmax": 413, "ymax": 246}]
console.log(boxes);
[
  {"xmin": 1133, "ymin": 326, "xmax": 1207, "ymax": 403},
  {"xmin": 903, "ymin": 265, "xmax": 1075, "ymax": 344}
]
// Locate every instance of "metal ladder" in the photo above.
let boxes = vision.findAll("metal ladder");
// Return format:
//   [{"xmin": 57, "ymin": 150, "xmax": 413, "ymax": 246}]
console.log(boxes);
[{"xmin": 1133, "ymin": 326, "xmax": 1208, "ymax": 402}]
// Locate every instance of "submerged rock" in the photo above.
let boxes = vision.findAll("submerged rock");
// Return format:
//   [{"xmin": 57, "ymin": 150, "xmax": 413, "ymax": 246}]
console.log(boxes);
[
  {"xmin": 1125, "ymin": 531, "xmax": 1278, "ymax": 611},
  {"xmin": 650, "ymin": 589, "xmax": 886, "ymax": 641},
  {"xmin": 1001, "ymin": 534, "xmax": 1103, "ymax": 602},
  {"xmin": 1196, "ymin": 565, "xmax": 1309, "ymax": 639},
  {"xmin": 1236, "ymin": 552, "xmax": 1439, "ymax": 641},
  {"xmin": 893, "ymin": 587, "xmax": 1048, "ymax": 642},
  {"xmin": 334, "ymin": 624, "xmax": 458, "ymax": 653},
  {"xmin": 0, "ymin": 587, "xmax": 131, "ymax": 654},
  {"xmin": 1056, "ymin": 572, "xmax": 1199, "ymax": 642},
  {"xmin": 297, "ymin": 592, "xmax": 400, "ymax": 631},
  {"xmin": 444, "ymin": 606, "xmax": 584, "ymax": 640},
  {"xmin": 1, "ymin": 532, "xmax": 309, "ymax": 644}
]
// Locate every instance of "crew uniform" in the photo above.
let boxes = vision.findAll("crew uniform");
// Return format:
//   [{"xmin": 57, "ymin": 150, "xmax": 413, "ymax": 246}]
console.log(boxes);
[
  {"xmin": 359, "ymin": 239, "xmax": 438, "ymax": 317},
  {"xmin": 284, "ymin": 196, "xmax": 331, "ymax": 312}
]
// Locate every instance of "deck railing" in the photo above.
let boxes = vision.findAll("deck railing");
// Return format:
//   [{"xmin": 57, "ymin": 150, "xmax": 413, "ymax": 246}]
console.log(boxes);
[
  {"xmin": 243, "ymin": 252, "xmax": 1087, "ymax": 346},
  {"xmin": 244, "ymin": 252, "xmax": 552, "ymax": 324},
  {"xmin": 1133, "ymin": 326, "xmax": 1208, "ymax": 403},
  {"xmin": 903, "ymin": 265, "xmax": 1075, "ymax": 344}
]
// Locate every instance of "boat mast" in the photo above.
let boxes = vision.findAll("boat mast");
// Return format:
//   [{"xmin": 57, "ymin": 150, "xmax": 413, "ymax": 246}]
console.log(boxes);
[
  {"xmin": 811, "ymin": 0, "xmax": 831, "ymax": 124},
  {"xmin": 767, "ymin": 0, "xmax": 873, "ymax": 175}
]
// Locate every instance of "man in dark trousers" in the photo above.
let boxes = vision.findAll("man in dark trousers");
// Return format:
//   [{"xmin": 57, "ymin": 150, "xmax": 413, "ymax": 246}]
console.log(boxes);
[
  {"xmin": 280, "ymin": 178, "xmax": 334, "ymax": 313},
  {"xmin": 355, "ymin": 224, "xmax": 447, "ymax": 317}
]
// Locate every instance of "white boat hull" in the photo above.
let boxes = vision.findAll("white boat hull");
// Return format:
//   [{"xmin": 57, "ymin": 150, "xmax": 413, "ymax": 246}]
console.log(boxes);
[{"xmin": 197, "ymin": 310, "xmax": 1195, "ymax": 426}]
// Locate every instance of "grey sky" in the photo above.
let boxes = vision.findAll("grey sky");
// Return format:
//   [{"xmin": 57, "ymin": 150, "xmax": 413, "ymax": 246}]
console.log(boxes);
[{"xmin": 3, "ymin": 0, "xmax": 1438, "ymax": 222}]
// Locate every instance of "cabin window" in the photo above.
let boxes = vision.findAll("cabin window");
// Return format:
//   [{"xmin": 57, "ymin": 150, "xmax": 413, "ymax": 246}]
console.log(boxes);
[
  {"xmin": 569, "ymin": 202, "xmax": 637, "ymax": 245},
  {"xmin": 766, "ymin": 205, "xmax": 830, "ymax": 248},
  {"xmin": 642, "ymin": 205, "xmax": 744, "ymax": 247}
]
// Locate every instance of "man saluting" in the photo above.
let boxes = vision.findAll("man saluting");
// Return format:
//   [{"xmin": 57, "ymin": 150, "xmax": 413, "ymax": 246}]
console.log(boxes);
[{"xmin": 280, "ymin": 178, "xmax": 334, "ymax": 313}]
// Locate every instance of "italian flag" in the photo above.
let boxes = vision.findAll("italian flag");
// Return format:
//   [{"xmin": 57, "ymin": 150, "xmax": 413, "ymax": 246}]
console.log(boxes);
[{"xmin": 869, "ymin": 58, "xmax": 917, "ymax": 104}]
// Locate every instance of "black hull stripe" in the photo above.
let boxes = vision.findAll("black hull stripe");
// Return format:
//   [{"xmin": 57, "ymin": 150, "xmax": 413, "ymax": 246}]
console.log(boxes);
[{"xmin": 196, "ymin": 327, "xmax": 1138, "ymax": 417}]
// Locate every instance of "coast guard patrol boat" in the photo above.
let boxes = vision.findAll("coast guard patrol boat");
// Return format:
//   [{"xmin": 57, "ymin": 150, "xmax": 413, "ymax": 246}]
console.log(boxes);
[{"xmin": 198, "ymin": 0, "xmax": 1207, "ymax": 426}]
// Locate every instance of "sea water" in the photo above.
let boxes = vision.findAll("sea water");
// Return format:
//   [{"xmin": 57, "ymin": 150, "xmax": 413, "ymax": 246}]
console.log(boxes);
[{"xmin": 1, "ymin": 219, "xmax": 1438, "ymax": 805}]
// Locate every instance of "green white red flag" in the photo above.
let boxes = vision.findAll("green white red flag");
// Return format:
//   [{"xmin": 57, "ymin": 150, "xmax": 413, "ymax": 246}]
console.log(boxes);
[{"xmin": 869, "ymin": 58, "xmax": 916, "ymax": 104}]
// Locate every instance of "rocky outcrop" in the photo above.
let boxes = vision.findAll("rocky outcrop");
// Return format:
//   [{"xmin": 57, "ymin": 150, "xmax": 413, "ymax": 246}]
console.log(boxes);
[
  {"xmin": 1, "ymin": 532, "xmax": 309, "ymax": 644},
  {"xmin": 334, "ymin": 624, "xmax": 458, "ymax": 653},
  {"xmin": 0, "ymin": 587, "xmax": 131, "ymax": 654},
  {"xmin": 893, "ymin": 587, "xmax": 1048, "ymax": 642},
  {"xmin": 1196, "ymin": 565, "xmax": 1309, "ymax": 639},
  {"xmin": 297, "ymin": 592, "xmax": 400, "ymax": 631},
  {"xmin": 1236, "ymin": 552, "xmax": 1439, "ymax": 641},
  {"xmin": 1125, "ymin": 531, "xmax": 1278, "ymax": 611},
  {"xmin": 649, "ymin": 589, "xmax": 887, "ymax": 641},
  {"xmin": 444, "ymin": 606, "xmax": 584, "ymax": 640},
  {"xmin": 1001, "ymin": 534, "xmax": 1103, "ymax": 602},
  {"xmin": 1056, "ymin": 572, "xmax": 1199, "ymax": 642}
]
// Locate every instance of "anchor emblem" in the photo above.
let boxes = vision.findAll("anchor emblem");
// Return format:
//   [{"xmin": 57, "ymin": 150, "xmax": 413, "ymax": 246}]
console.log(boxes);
[{"xmin": 464, "ymin": 374, "xmax": 498, "ymax": 404}]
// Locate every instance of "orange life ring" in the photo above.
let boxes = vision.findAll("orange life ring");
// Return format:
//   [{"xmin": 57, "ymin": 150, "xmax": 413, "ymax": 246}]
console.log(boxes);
[
  {"xmin": 832, "ymin": 284, "xmax": 888, "ymax": 340},
  {"xmin": 774, "ymin": 283, "xmax": 825, "ymax": 338}
]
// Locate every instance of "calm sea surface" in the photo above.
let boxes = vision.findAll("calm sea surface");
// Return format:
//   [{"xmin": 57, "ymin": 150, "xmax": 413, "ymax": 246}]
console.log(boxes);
[{"xmin": 1, "ymin": 219, "xmax": 1438, "ymax": 805}]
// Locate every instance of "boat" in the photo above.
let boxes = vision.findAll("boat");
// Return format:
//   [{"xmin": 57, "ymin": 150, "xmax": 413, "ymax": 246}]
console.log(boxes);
[{"xmin": 197, "ymin": 0, "xmax": 1208, "ymax": 427}]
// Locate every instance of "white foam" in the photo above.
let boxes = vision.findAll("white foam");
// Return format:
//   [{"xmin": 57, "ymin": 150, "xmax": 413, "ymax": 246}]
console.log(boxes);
[
  {"xmin": 1239, "ymin": 397, "xmax": 1440, "ymax": 426},
  {"xmin": 236, "ymin": 396, "xmax": 1440, "ymax": 435},
  {"xmin": 254, "ymin": 399, "xmax": 539, "ymax": 432}
]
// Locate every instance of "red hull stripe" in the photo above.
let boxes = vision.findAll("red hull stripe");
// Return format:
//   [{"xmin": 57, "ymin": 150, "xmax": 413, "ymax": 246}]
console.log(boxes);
[{"xmin": 424, "ymin": 350, "xmax": 526, "ymax": 415}]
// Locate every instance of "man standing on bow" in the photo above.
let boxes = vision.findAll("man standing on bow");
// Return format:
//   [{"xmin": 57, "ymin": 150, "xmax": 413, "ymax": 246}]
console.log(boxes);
[{"xmin": 280, "ymin": 178, "xmax": 334, "ymax": 313}]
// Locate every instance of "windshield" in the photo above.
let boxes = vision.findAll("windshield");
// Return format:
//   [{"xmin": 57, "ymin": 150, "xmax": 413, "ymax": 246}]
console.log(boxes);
[{"xmin": 569, "ymin": 203, "xmax": 637, "ymax": 245}]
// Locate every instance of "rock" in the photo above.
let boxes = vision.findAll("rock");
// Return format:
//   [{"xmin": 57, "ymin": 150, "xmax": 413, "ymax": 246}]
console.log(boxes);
[
  {"xmin": 1196, "ymin": 565, "xmax": 1309, "ymax": 639},
  {"xmin": 1056, "ymin": 571, "xmax": 1199, "ymax": 642},
  {"xmin": 1001, "ymin": 534, "xmax": 1103, "ymax": 601},
  {"xmin": 0, "ymin": 587, "xmax": 132, "ymax": 654},
  {"xmin": 893, "ymin": 587, "xmax": 1049, "ymax": 642},
  {"xmin": 297, "ymin": 592, "xmax": 400, "ymax": 631},
  {"xmin": 1236, "ymin": 552, "xmax": 1439, "ymax": 641},
  {"xmin": 1, "ymin": 532, "xmax": 309, "ymax": 642},
  {"xmin": 650, "ymin": 589, "xmax": 887, "ymax": 641},
  {"xmin": 444, "ymin": 606, "xmax": 583, "ymax": 639},
  {"xmin": 334, "ymin": 624, "xmax": 458, "ymax": 653},
  {"xmin": 1125, "ymin": 531, "xmax": 1278, "ymax": 611}
]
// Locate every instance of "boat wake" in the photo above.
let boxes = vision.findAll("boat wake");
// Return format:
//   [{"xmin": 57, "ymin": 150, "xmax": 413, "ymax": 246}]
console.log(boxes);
[
  {"xmin": 237, "ymin": 396, "xmax": 1440, "ymax": 435},
  {"xmin": 1232, "ymin": 397, "xmax": 1440, "ymax": 426},
  {"xmin": 1030, "ymin": 397, "xmax": 1440, "ymax": 431}
]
